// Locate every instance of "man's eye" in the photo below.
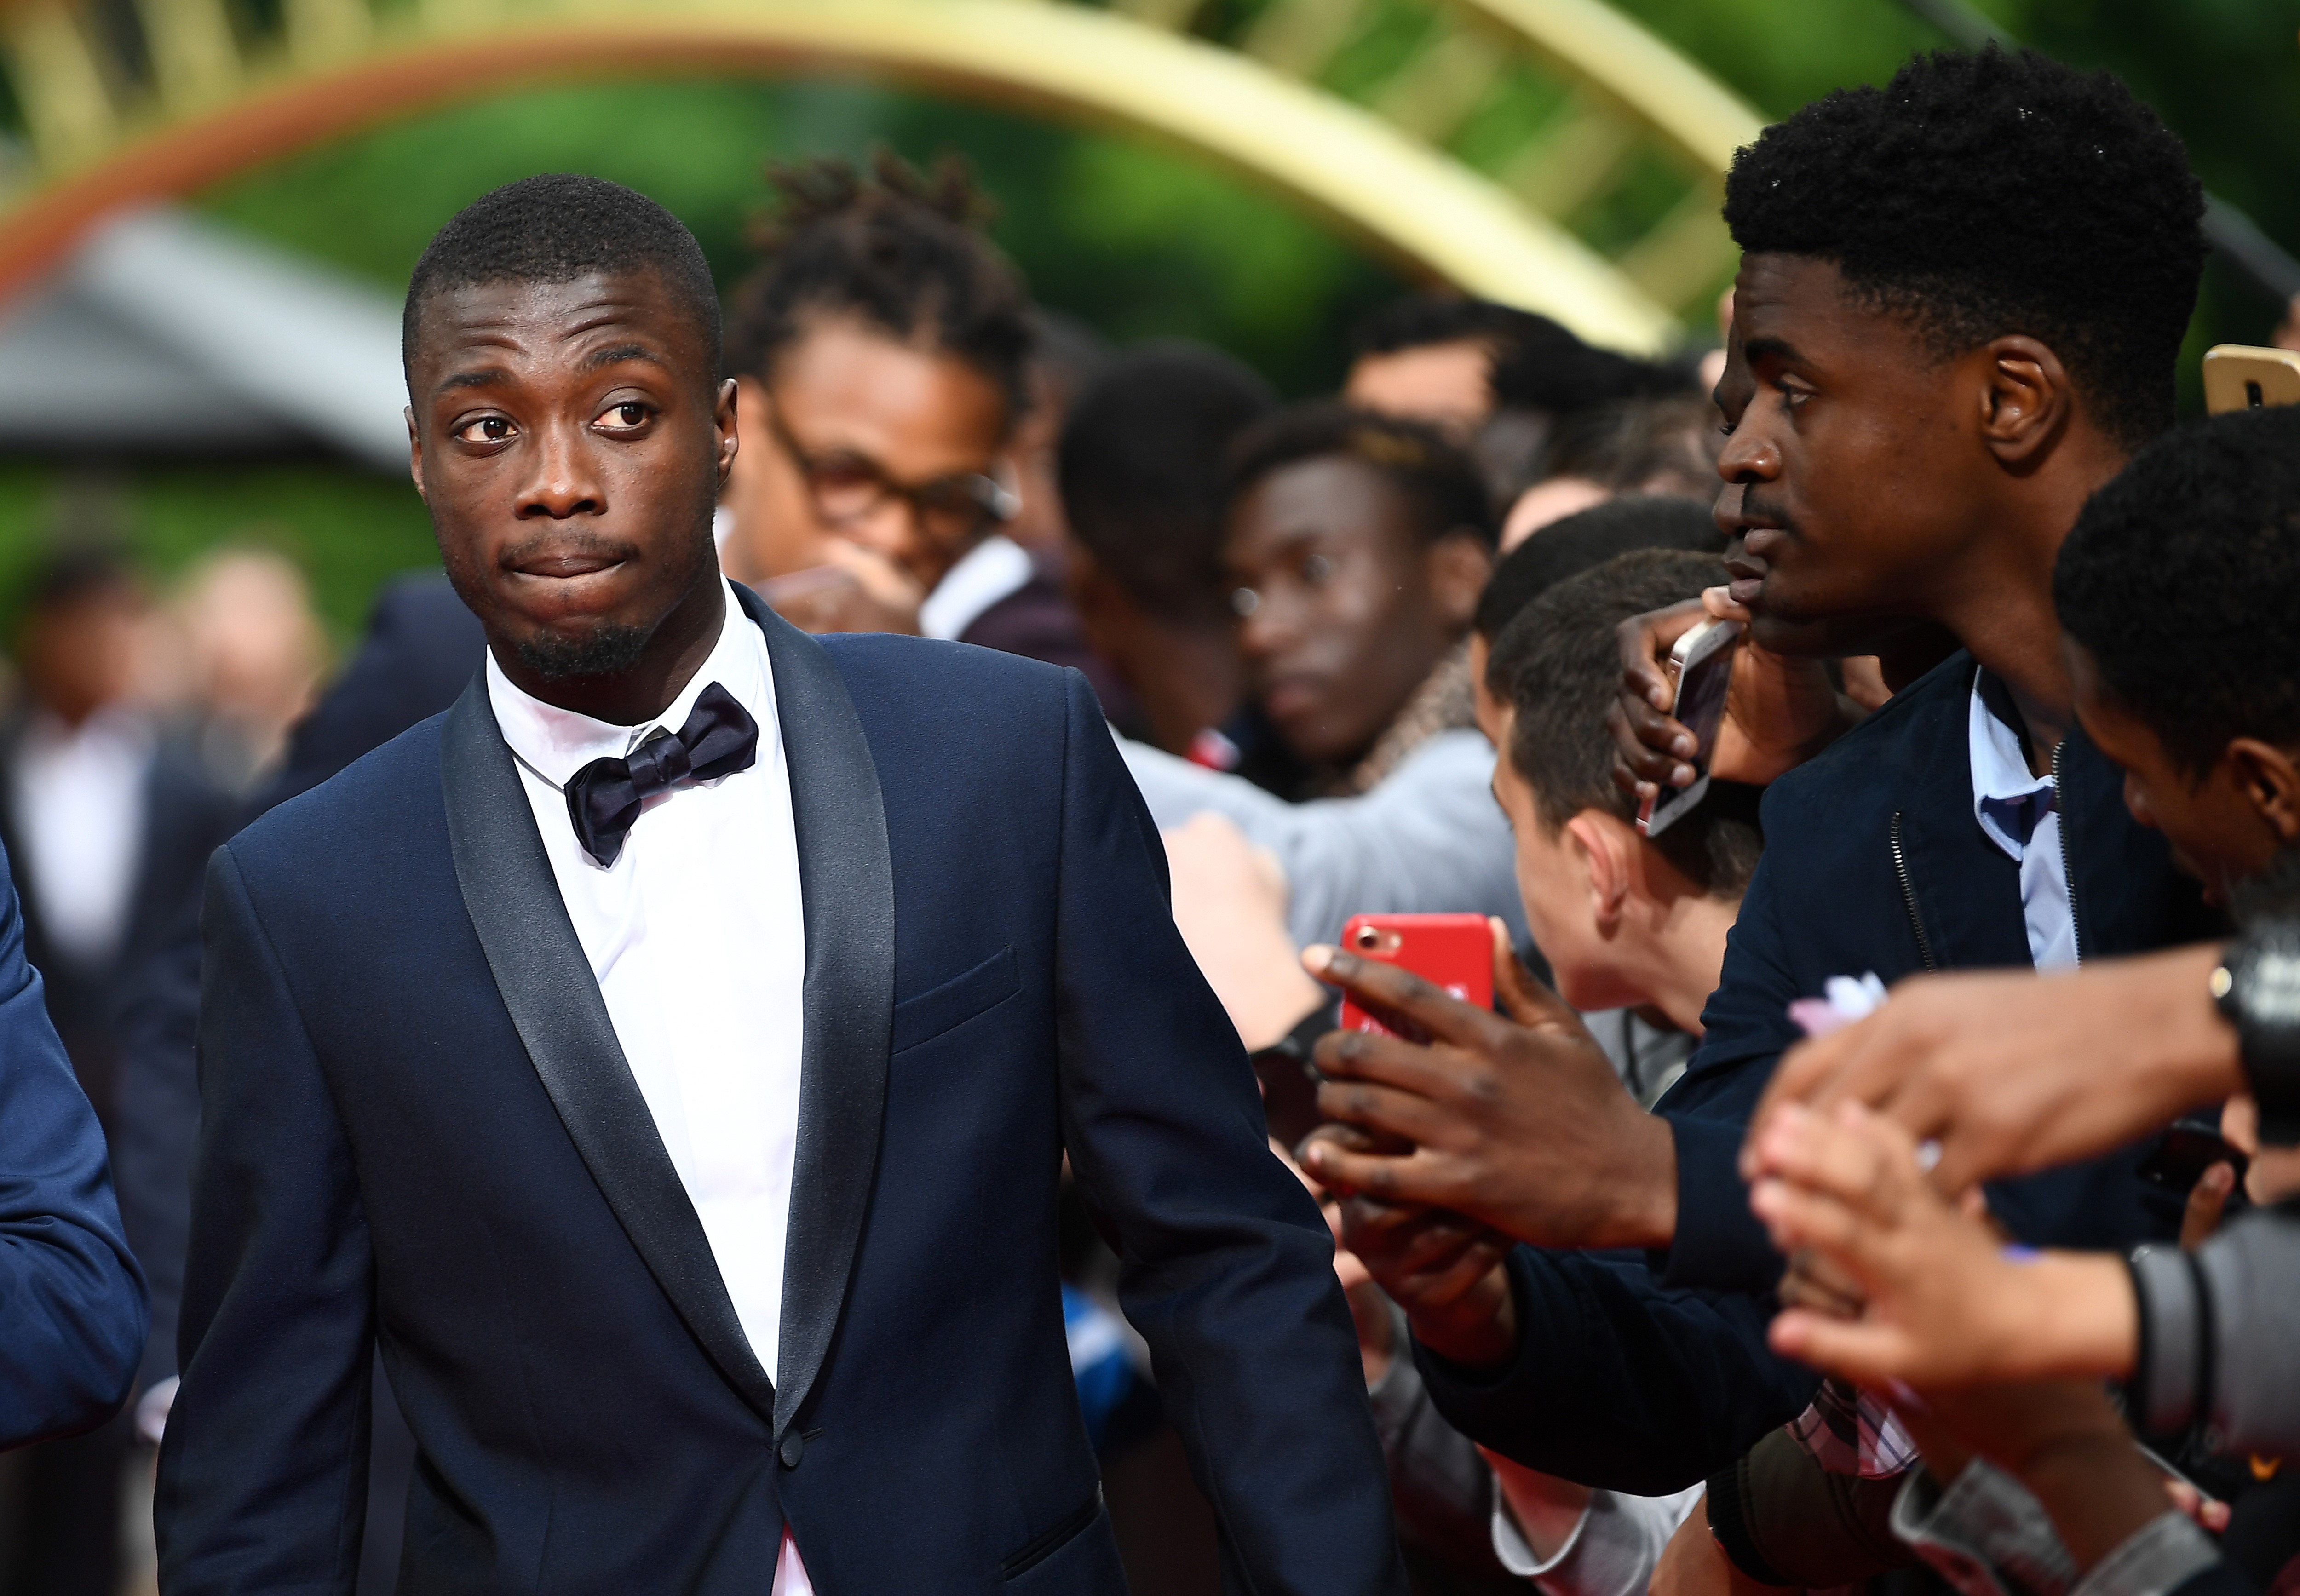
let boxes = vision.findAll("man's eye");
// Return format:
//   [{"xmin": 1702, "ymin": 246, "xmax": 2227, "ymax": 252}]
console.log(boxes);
[
  {"xmin": 1301, "ymin": 553, "xmax": 1334, "ymax": 585},
  {"xmin": 454, "ymin": 416, "xmax": 515, "ymax": 444},
  {"xmin": 597, "ymin": 402, "xmax": 650, "ymax": 432}
]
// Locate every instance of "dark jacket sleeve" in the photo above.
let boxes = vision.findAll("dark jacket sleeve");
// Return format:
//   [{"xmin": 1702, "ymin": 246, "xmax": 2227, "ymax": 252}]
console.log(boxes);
[
  {"xmin": 155, "ymin": 846, "xmax": 374, "ymax": 1596},
  {"xmin": 1412, "ymin": 1246, "xmax": 1820, "ymax": 1496},
  {"xmin": 1049, "ymin": 672, "xmax": 1408, "ymax": 1596},
  {"xmin": 111, "ymin": 885, "xmax": 204, "ymax": 1398},
  {"xmin": 0, "ymin": 845, "xmax": 147, "ymax": 1446}
]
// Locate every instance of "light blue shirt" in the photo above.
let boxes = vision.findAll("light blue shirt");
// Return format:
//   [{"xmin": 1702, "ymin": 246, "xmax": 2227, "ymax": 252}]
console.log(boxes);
[{"xmin": 1967, "ymin": 674, "xmax": 2078, "ymax": 971}]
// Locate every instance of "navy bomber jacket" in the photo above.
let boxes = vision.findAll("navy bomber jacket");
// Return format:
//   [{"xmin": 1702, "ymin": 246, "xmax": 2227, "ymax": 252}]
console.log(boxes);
[{"xmin": 1415, "ymin": 649, "xmax": 2215, "ymax": 1494}]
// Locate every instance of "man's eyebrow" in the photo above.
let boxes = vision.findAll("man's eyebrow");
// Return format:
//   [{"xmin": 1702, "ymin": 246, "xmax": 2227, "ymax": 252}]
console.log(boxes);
[
  {"xmin": 435, "ymin": 367, "xmax": 507, "ymax": 396},
  {"xmin": 581, "ymin": 343, "xmax": 662, "ymax": 373},
  {"xmin": 1741, "ymin": 334, "xmax": 1805, "ymax": 366}
]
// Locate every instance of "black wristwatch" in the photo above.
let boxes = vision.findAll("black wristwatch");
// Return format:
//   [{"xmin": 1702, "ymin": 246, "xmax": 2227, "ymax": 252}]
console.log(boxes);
[{"xmin": 2212, "ymin": 919, "xmax": 2300, "ymax": 1148}]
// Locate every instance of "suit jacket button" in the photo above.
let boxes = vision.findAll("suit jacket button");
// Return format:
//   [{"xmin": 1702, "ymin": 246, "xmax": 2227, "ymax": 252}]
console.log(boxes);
[{"xmin": 779, "ymin": 1432, "xmax": 804, "ymax": 1469}]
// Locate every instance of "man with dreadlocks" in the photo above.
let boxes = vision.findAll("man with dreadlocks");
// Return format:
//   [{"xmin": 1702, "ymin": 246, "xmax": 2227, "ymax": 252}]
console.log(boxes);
[{"xmin": 717, "ymin": 152, "xmax": 1116, "ymax": 705}]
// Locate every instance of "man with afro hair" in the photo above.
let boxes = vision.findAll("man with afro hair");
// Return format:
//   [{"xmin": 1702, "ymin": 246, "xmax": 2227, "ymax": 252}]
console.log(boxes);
[{"xmin": 1298, "ymin": 46, "xmax": 2223, "ymax": 1494}]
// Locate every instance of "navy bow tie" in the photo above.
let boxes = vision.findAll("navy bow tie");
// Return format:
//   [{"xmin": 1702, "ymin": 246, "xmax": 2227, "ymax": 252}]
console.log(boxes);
[{"xmin": 564, "ymin": 683, "xmax": 759, "ymax": 867}]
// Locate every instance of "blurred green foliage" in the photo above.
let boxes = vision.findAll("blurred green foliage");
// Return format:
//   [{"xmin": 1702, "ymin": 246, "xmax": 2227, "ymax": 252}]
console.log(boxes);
[{"xmin": 2, "ymin": 0, "xmax": 2290, "ymax": 638}]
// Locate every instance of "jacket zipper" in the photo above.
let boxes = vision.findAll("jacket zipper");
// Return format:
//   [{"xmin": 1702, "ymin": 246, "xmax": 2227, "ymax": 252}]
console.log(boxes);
[
  {"xmin": 2051, "ymin": 737, "xmax": 2085, "ymax": 964},
  {"xmin": 1890, "ymin": 811, "xmax": 1939, "ymax": 974}
]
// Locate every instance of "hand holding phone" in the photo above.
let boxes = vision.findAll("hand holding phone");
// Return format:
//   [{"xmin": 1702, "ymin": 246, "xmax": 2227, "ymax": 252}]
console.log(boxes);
[
  {"xmin": 1638, "ymin": 616, "xmax": 1743, "ymax": 838},
  {"xmin": 1334, "ymin": 913, "xmax": 1495, "ymax": 1043}
]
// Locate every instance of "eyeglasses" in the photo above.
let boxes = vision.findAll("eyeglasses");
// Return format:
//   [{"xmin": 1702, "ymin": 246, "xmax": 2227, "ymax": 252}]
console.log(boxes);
[{"xmin": 765, "ymin": 407, "xmax": 1017, "ymax": 544}]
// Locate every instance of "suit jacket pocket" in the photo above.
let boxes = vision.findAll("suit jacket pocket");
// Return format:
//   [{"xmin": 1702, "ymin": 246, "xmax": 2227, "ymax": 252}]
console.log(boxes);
[{"xmin": 891, "ymin": 945, "xmax": 1018, "ymax": 1053}]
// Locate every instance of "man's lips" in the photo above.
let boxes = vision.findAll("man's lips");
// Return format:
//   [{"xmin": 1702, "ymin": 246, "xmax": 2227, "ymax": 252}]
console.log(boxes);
[
  {"xmin": 1260, "ymin": 672, "xmax": 1327, "ymax": 723},
  {"xmin": 509, "ymin": 551, "xmax": 627, "ymax": 580},
  {"xmin": 1722, "ymin": 527, "xmax": 1784, "ymax": 605}
]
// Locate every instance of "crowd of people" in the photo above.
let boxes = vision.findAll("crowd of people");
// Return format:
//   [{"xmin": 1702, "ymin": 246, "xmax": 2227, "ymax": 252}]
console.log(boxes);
[{"xmin": 0, "ymin": 35, "xmax": 2294, "ymax": 1596}]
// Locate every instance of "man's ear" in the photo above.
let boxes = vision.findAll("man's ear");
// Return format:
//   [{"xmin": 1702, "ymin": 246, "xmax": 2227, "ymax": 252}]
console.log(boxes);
[
  {"xmin": 714, "ymin": 378, "xmax": 740, "ymax": 489},
  {"xmin": 405, "ymin": 406, "xmax": 427, "ymax": 505},
  {"xmin": 1564, "ymin": 810, "xmax": 1632, "ymax": 936},
  {"xmin": 1427, "ymin": 532, "xmax": 1495, "ymax": 630},
  {"xmin": 2227, "ymin": 737, "xmax": 2300, "ymax": 844},
  {"xmin": 1974, "ymin": 334, "xmax": 2074, "ymax": 466}
]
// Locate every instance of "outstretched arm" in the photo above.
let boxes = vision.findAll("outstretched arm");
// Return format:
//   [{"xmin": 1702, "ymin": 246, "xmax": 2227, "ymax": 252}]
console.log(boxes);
[
  {"xmin": 0, "ymin": 854, "xmax": 146, "ymax": 1446},
  {"xmin": 156, "ymin": 848, "xmax": 376, "ymax": 1596},
  {"xmin": 1053, "ymin": 672, "xmax": 1408, "ymax": 1596}
]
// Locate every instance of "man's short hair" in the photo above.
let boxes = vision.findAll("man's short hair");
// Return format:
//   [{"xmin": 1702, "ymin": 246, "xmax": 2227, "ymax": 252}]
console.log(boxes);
[
  {"xmin": 1546, "ymin": 396, "xmax": 1724, "ymax": 499},
  {"xmin": 1487, "ymin": 338, "xmax": 1686, "ymax": 419},
  {"xmin": 1473, "ymin": 495, "xmax": 1725, "ymax": 643},
  {"xmin": 1723, "ymin": 47, "xmax": 2204, "ymax": 448},
  {"xmin": 2055, "ymin": 404, "xmax": 2300, "ymax": 776},
  {"xmin": 723, "ymin": 151, "xmax": 1033, "ymax": 425},
  {"xmin": 1490, "ymin": 549, "xmax": 1760, "ymax": 898},
  {"xmin": 1059, "ymin": 342, "xmax": 1276, "ymax": 624},
  {"xmin": 403, "ymin": 174, "xmax": 721, "ymax": 379},
  {"xmin": 1227, "ymin": 403, "xmax": 1496, "ymax": 549},
  {"xmin": 1348, "ymin": 293, "xmax": 1579, "ymax": 365}
]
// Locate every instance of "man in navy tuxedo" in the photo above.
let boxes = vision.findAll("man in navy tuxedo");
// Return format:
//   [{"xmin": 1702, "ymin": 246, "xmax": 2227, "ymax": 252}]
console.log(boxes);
[{"xmin": 156, "ymin": 176, "xmax": 1401, "ymax": 1595}]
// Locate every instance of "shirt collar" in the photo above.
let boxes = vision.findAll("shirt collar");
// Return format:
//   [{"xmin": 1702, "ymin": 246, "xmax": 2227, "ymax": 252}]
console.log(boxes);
[
  {"xmin": 918, "ymin": 534, "xmax": 1033, "ymax": 642},
  {"xmin": 1968, "ymin": 667, "xmax": 2055, "ymax": 860},
  {"xmin": 486, "ymin": 579, "xmax": 769, "ymax": 790}
]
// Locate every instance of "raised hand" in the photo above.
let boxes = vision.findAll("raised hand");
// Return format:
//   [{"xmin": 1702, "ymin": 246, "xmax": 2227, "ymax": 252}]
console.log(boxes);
[
  {"xmin": 1607, "ymin": 586, "xmax": 1851, "ymax": 804},
  {"xmin": 1744, "ymin": 946, "xmax": 2239, "ymax": 1194},
  {"xmin": 1300, "ymin": 921, "xmax": 1679, "ymax": 1252},
  {"xmin": 1746, "ymin": 1100, "xmax": 2135, "ymax": 1389}
]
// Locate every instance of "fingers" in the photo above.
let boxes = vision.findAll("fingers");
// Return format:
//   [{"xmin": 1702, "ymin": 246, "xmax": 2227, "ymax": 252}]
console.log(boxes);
[
  {"xmin": 1302, "ymin": 1136, "xmax": 1421, "ymax": 1203},
  {"xmin": 1607, "ymin": 695, "xmax": 1697, "ymax": 798},
  {"xmin": 1610, "ymin": 599, "xmax": 1708, "ymax": 800},
  {"xmin": 1745, "ymin": 1028, "xmax": 1863, "ymax": 1177},
  {"xmin": 1489, "ymin": 919, "xmax": 1577, "ymax": 1030},
  {"xmin": 1306, "ymin": 1020, "xmax": 1480, "ymax": 1105},
  {"xmin": 1302, "ymin": 944, "xmax": 1503, "ymax": 1052},
  {"xmin": 1767, "ymin": 1308, "xmax": 1913, "ymax": 1387},
  {"xmin": 1749, "ymin": 1175, "xmax": 1871, "ymax": 1264},
  {"xmin": 1748, "ymin": 1102, "xmax": 1923, "ymax": 1220},
  {"xmin": 2179, "ymin": 1162, "xmax": 2236, "ymax": 1250},
  {"xmin": 1313, "ymin": 1072, "xmax": 1457, "ymax": 1154},
  {"xmin": 1616, "ymin": 598, "xmax": 1709, "ymax": 707},
  {"xmin": 2161, "ymin": 1479, "xmax": 2231, "ymax": 1534}
]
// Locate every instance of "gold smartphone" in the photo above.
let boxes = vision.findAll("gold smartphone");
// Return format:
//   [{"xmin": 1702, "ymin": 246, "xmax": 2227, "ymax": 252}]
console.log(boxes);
[{"xmin": 2202, "ymin": 344, "xmax": 2300, "ymax": 414}]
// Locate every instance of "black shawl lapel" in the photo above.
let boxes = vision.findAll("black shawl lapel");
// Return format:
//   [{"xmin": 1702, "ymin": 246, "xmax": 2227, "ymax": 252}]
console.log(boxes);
[
  {"xmin": 438, "ymin": 675, "xmax": 777, "ymax": 1422},
  {"xmin": 734, "ymin": 587, "xmax": 896, "ymax": 1438}
]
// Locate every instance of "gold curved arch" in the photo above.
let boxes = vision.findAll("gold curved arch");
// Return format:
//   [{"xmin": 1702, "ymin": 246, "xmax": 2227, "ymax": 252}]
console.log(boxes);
[{"xmin": 0, "ymin": 0, "xmax": 1767, "ymax": 351}]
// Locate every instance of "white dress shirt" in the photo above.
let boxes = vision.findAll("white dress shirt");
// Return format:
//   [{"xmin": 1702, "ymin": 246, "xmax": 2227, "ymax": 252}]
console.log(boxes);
[
  {"xmin": 12, "ymin": 705, "xmax": 153, "ymax": 968},
  {"xmin": 1966, "ymin": 673, "xmax": 2077, "ymax": 971},
  {"xmin": 918, "ymin": 533, "xmax": 1034, "ymax": 641},
  {"xmin": 488, "ymin": 581, "xmax": 815, "ymax": 1592}
]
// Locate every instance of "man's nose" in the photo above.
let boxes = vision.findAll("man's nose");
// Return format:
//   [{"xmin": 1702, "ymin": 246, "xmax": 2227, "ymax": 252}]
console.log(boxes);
[
  {"xmin": 1716, "ymin": 417, "xmax": 1781, "ymax": 485},
  {"xmin": 515, "ymin": 420, "xmax": 605, "ymax": 519}
]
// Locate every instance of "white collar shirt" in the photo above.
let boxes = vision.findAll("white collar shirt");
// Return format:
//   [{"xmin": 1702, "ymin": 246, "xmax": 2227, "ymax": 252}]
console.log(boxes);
[
  {"xmin": 1967, "ymin": 671, "xmax": 2078, "ymax": 971},
  {"xmin": 918, "ymin": 533, "xmax": 1033, "ymax": 641},
  {"xmin": 12, "ymin": 704, "xmax": 153, "ymax": 969},
  {"xmin": 487, "ymin": 580, "xmax": 809, "ymax": 1383}
]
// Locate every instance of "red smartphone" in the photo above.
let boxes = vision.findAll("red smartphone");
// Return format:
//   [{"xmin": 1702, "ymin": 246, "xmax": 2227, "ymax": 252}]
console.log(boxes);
[{"xmin": 1335, "ymin": 913, "xmax": 1495, "ymax": 1043}]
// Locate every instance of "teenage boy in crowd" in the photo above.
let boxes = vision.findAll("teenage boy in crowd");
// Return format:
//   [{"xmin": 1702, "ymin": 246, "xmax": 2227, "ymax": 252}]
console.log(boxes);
[
  {"xmin": 1751, "ymin": 405, "xmax": 2300, "ymax": 1483},
  {"xmin": 1123, "ymin": 405, "xmax": 1527, "ymax": 951},
  {"xmin": 714, "ymin": 153, "xmax": 1115, "ymax": 703},
  {"xmin": 1295, "ymin": 47, "xmax": 2214, "ymax": 1488}
]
